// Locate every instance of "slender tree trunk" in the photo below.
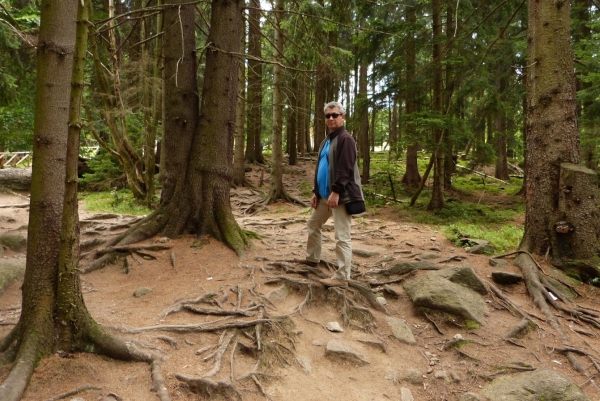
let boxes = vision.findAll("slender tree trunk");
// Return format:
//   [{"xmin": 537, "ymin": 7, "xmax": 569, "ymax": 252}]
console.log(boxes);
[
  {"xmin": 358, "ymin": 62, "xmax": 370, "ymax": 183},
  {"xmin": 402, "ymin": 0, "xmax": 421, "ymax": 188},
  {"xmin": 268, "ymin": 0, "xmax": 287, "ymax": 200},
  {"xmin": 493, "ymin": 73, "xmax": 510, "ymax": 180},
  {"xmin": 233, "ymin": 25, "xmax": 247, "ymax": 186},
  {"xmin": 428, "ymin": 0, "xmax": 445, "ymax": 210},
  {"xmin": 245, "ymin": 0, "xmax": 264, "ymax": 164}
]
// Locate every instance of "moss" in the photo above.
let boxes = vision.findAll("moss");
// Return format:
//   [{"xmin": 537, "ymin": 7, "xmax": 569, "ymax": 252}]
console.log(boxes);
[
  {"xmin": 0, "ymin": 234, "xmax": 27, "ymax": 252},
  {"xmin": 465, "ymin": 320, "xmax": 481, "ymax": 330}
]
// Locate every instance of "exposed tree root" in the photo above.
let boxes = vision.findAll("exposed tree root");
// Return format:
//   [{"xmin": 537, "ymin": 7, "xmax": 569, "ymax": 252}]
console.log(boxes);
[
  {"xmin": 175, "ymin": 374, "xmax": 242, "ymax": 400},
  {"xmin": 514, "ymin": 251, "xmax": 597, "ymax": 377},
  {"xmin": 0, "ymin": 321, "xmax": 170, "ymax": 401},
  {"xmin": 44, "ymin": 384, "xmax": 101, "ymax": 401},
  {"xmin": 116, "ymin": 318, "xmax": 274, "ymax": 334}
]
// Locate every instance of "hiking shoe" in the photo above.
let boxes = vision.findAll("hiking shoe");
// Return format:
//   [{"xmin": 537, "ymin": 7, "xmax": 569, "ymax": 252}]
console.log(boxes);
[
  {"xmin": 305, "ymin": 260, "xmax": 319, "ymax": 267},
  {"xmin": 319, "ymin": 278, "xmax": 348, "ymax": 287}
]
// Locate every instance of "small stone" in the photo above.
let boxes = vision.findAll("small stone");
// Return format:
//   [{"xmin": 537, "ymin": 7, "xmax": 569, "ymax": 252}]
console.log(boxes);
[
  {"xmin": 296, "ymin": 355, "xmax": 311, "ymax": 374},
  {"xmin": 492, "ymin": 271, "xmax": 523, "ymax": 285},
  {"xmin": 376, "ymin": 296, "xmax": 387, "ymax": 306},
  {"xmin": 400, "ymin": 368, "xmax": 423, "ymax": 385},
  {"xmin": 400, "ymin": 387, "xmax": 414, "ymax": 401},
  {"xmin": 326, "ymin": 321, "xmax": 344, "ymax": 332},
  {"xmin": 133, "ymin": 287, "xmax": 152, "ymax": 298}
]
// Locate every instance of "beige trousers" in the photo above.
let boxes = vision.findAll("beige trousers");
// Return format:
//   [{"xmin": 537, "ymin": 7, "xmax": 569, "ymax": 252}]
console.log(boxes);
[{"xmin": 306, "ymin": 198, "xmax": 353, "ymax": 280}]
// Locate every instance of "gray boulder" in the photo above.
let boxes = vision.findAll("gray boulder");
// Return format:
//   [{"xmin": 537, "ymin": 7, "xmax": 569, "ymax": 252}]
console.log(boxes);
[
  {"xmin": 325, "ymin": 339, "xmax": 369, "ymax": 366},
  {"xmin": 482, "ymin": 369, "xmax": 590, "ymax": 401},
  {"xmin": 403, "ymin": 270, "xmax": 487, "ymax": 325},
  {"xmin": 435, "ymin": 265, "xmax": 488, "ymax": 295}
]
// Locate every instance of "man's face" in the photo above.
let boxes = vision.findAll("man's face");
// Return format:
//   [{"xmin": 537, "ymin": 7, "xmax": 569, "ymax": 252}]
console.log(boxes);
[{"xmin": 325, "ymin": 107, "xmax": 345, "ymax": 132}]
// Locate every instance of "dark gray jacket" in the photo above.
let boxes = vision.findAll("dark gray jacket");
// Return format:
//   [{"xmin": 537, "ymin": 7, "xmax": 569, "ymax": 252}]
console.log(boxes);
[{"xmin": 313, "ymin": 126, "xmax": 364, "ymax": 204}]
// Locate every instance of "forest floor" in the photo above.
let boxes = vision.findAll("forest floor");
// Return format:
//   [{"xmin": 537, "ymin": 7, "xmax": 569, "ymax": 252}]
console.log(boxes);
[{"xmin": 1, "ymin": 159, "xmax": 600, "ymax": 401}]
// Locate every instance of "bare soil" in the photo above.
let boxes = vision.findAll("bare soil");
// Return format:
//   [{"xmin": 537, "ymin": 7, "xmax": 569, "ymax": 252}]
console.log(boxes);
[{"xmin": 1, "ymin": 160, "xmax": 600, "ymax": 401}]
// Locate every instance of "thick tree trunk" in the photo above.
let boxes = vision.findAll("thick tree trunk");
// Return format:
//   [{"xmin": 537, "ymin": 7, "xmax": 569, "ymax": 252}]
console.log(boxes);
[
  {"xmin": 520, "ymin": 0, "xmax": 582, "ymax": 258},
  {"xmin": 117, "ymin": 0, "xmax": 248, "ymax": 255},
  {"xmin": 160, "ymin": 0, "xmax": 198, "ymax": 206}
]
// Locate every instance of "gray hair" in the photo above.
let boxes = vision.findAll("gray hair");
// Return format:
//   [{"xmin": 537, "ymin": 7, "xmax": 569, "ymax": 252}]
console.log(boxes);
[{"xmin": 324, "ymin": 101, "xmax": 345, "ymax": 115}]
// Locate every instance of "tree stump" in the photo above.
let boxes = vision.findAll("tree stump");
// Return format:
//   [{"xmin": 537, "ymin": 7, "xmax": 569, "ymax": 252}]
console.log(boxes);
[{"xmin": 550, "ymin": 163, "xmax": 600, "ymax": 278}]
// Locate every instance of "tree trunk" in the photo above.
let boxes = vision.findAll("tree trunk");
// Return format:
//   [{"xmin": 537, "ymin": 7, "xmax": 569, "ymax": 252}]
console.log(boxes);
[
  {"xmin": 268, "ymin": 0, "xmax": 287, "ymax": 201},
  {"xmin": 233, "ymin": 27, "xmax": 247, "ymax": 186},
  {"xmin": 358, "ymin": 62, "xmax": 370, "ymax": 184},
  {"xmin": 245, "ymin": 0, "xmax": 264, "ymax": 164},
  {"xmin": 402, "ymin": 1, "xmax": 421, "ymax": 188},
  {"xmin": 1, "ymin": 3, "xmax": 161, "ymax": 400},
  {"xmin": 116, "ymin": 0, "xmax": 248, "ymax": 255},
  {"xmin": 428, "ymin": 0, "xmax": 444, "ymax": 210},
  {"xmin": 520, "ymin": 0, "xmax": 585, "ymax": 262}
]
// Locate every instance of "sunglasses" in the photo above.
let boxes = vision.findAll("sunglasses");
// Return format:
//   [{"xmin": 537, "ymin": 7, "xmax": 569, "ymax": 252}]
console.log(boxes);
[{"xmin": 325, "ymin": 113, "xmax": 342, "ymax": 119}]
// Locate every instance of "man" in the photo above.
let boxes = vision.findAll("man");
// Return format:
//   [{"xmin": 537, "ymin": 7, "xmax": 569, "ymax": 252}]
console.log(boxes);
[{"xmin": 306, "ymin": 101, "xmax": 364, "ymax": 287}]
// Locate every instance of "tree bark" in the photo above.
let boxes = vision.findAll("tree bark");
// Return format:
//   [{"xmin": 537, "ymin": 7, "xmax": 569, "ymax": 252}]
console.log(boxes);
[
  {"xmin": 428, "ymin": 0, "xmax": 444, "ymax": 210},
  {"xmin": 245, "ymin": 0, "xmax": 264, "ymax": 164},
  {"xmin": 115, "ymin": 0, "xmax": 248, "ymax": 255},
  {"xmin": 520, "ymin": 0, "xmax": 582, "ymax": 258}
]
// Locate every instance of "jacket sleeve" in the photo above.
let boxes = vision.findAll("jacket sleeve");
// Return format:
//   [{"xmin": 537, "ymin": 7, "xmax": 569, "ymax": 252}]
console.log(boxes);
[{"xmin": 331, "ymin": 135, "xmax": 357, "ymax": 194}]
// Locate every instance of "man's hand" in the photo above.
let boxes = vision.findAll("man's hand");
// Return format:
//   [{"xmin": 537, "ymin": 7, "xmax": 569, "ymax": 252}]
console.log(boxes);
[
  {"xmin": 327, "ymin": 192, "xmax": 339, "ymax": 208},
  {"xmin": 311, "ymin": 194, "xmax": 318, "ymax": 209}
]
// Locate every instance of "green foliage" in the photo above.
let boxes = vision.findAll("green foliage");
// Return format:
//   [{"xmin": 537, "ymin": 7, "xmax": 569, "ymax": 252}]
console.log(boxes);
[
  {"xmin": 78, "ymin": 149, "xmax": 125, "ymax": 191},
  {"xmin": 0, "ymin": 105, "xmax": 34, "ymax": 150},
  {"xmin": 80, "ymin": 190, "xmax": 151, "ymax": 216},
  {"xmin": 444, "ymin": 223, "xmax": 523, "ymax": 254},
  {"xmin": 363, "ymin": 149, "xmax": 525, "ymax": 255}
]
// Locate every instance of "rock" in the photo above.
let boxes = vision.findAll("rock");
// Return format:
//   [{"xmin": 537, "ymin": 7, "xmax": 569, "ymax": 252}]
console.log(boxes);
[
  {"xmin": 460, "ymin": 239, "xmax": 494, "ymax": 254},
  {"xmin": 489, "ymin": 258, "xmax": 508, "ymax": 269},
  {"xmin": 400, "ymin": 368, "xmax": 423, "ymax": 385},
  {"xmin": 400, "ymin": 387, "xmax": 414, "ymax": 401},
  {"xmin": 0, "ymin": 233, "xmax": 27, "ymax": 252},
  {"xmin": 352, "ymin": 248, "xmax": 380, "ymax": 258},
  {"xmin": 435, "ymin": 265, "xmax": 488, "ymax": 295},
  {"xmin": 266, "ymin": 284, "xmax": 289, "ymax": 303},
  {"xmin": 434, "ymin": 370, "xmax": 450, "ymax": 382},
  {"xmin": 449, "ymin": 370, "xmax": 461, "ymax": 383},
  {"xmin": 357, "ymin": 339, "xmax": 387, "ymax": 353},
  {"xmin": 376, "ymin": 296, "xmax": 387, "ymax": 306},
  {"xmin": 296, "ymin": 355, "xmax": 311, "ymax": 374},
  {"xmin": 404, "ymin": 272, "xmax": 487, "ymax": 325},
  {"xmin": 324, "ymin": 339, "xmax": 369, "ymax": 366},
  {"xmin": 326, "ymin": 321, "xmax": 344, "ymax": 332},
  {"xmin": 0, "ymin": 259, "xmax": 25, "ymax": 295},
  {"xmin": 375, "ymin": 255, "xmax": 395, "ymax": 265},
  {"xmin": 482, "ymin": 369, "xmax": 590, "ymax": 401},
  {"xmin": 418, "ymin": 253, "xmax": 441, "ymax": 260},
  {"xmin": 459, "ymin": 393, "xmax": 489, "ymax": 401},
  {"xmin": 383, "ymin": 284, "xmax": 402, "ymax": 298},
  {"xmin": 133, "ymin": 287, "xmax": 152, "ymax": 297},
  {"xmin": 491, "ymin": 271, "xmax": 523, "ymax": 285},
  {"xmin": 374, "ymin": 260, "xmax": 440, "ymax": 277},
  {"xmin": 386, "ymin": 317, "xmax": 416, "ymax": 344}
]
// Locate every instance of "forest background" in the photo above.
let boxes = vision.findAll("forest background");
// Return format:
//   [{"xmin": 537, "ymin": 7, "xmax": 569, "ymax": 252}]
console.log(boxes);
[{"xmin": 0, "ymin": 0, "xmax": 600, "ymax": 400}]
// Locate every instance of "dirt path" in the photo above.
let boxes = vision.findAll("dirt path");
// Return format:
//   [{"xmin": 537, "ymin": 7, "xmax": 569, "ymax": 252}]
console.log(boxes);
[{"xmin": 0, "ymin": 162, "xmax": 599, "ymax": 401}]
